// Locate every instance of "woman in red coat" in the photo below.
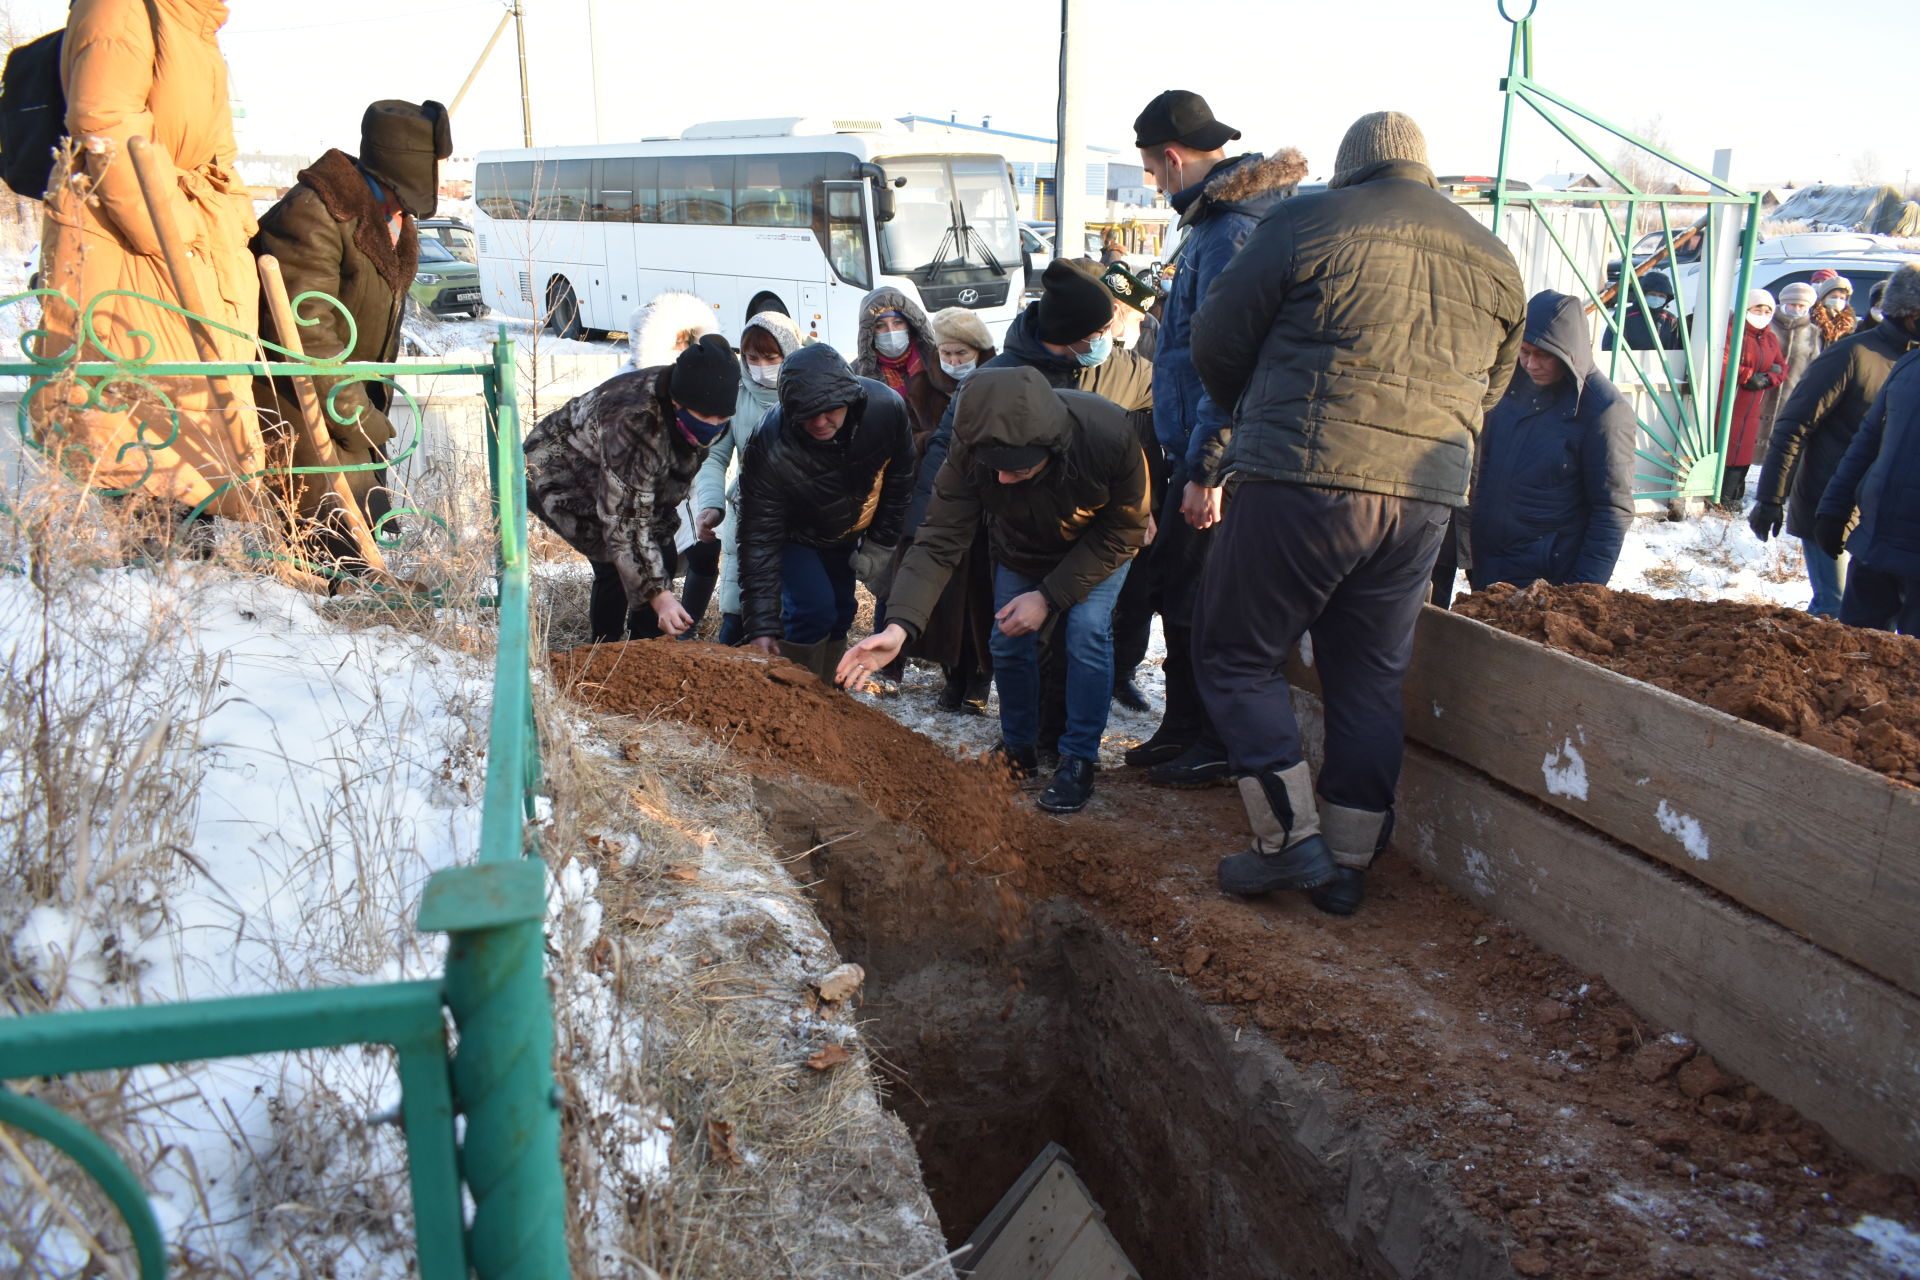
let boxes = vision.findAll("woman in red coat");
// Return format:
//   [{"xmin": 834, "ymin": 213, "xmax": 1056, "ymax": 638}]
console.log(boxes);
[{"xmin": 1721, "ymin": 289, "xmax": 1786, "ymax": 510}]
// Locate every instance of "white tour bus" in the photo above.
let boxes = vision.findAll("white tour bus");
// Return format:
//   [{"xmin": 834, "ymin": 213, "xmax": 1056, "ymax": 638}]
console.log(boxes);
[{"xmin": 472, "ymin": 118, "xmax": 1027, "ymax": 353}]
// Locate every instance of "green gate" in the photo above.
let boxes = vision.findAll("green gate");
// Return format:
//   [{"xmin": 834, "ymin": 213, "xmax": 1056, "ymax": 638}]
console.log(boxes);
[
  {"xmin": 1490, "ymin": 0, "xmax": 1765, "ymax": 502},
  {"xmin": 0, "ymin": 282, "xmax": 570, "ymax": 1278}
]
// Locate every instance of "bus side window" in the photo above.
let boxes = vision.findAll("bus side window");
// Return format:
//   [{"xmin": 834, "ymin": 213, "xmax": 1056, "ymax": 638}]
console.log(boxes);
[
  {"xmin": 498, "ymin": 161, "xmax": 534, "ymax": 218},
  {"xmin": 660, "ymin": 157, "xmax": 733, "ymax": 225},
  {"xmin": 593, "ymin": 157, "xmax": 635, "ymax": 222},
  {"xmin": 737, "ymin": 154, "xmax": 822, "ymax": 229},
  {"xmin": 825, "ymin": 185, "xmax": 871, "ymax": 290}
]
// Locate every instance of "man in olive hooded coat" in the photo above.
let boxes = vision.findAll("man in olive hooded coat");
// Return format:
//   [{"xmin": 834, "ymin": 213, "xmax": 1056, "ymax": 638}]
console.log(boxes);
[{"xmin": 839, "ymin": 366, "xmax": 1149, "ymax": 814}]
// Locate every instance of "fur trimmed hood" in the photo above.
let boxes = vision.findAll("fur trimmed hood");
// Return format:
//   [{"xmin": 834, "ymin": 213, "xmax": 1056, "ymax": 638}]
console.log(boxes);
[
  {"xmin": 1203, "ymin": 148, "xmax": 1309, "ymax": 207},
  {"xmin": 629, "ymin": 291, "xmax": 720, "ymax": 370},
  {"xmin": 853, "ymin": 286, "xmax": 935, "ymax": 376},
  {"xmin": 294, "ymin": 148, "xmax": 420, "ymax": 294}
]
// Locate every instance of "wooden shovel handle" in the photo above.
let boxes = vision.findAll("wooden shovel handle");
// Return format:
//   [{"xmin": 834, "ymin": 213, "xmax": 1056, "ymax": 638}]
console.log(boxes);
[{"xmin": 256, "ymin": 254, "xmax": 391, "ymax": 575}]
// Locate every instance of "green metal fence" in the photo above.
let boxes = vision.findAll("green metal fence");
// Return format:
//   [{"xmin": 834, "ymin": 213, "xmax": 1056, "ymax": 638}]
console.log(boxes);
[
  {"xmin": 0, "ymin": 285, "xmax": 569, "ymax": 1278},
  {"xmin": 1491, "ymin": 0, "xmax": 1764, "ymax": 502}
]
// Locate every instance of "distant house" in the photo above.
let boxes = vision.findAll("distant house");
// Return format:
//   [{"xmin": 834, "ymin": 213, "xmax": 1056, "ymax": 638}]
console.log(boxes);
[{"xmin": 1535, "ymin": 172, "xmax": 1606, "ymax": 192}]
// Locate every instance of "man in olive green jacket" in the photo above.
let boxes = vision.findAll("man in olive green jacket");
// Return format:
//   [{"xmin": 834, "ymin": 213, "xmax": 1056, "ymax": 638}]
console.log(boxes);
[
  {"xmin": 252, "ymin": 99, "xmax": 452, "ymax": 561},
  {"xmin": 840, "ymin": 367, "xmax": 1149, "ymax": 815}
]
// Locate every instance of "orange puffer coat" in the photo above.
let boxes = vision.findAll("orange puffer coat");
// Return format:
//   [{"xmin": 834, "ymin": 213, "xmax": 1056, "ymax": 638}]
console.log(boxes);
[{"xmin": 34, "ymin": 0, "xmax": 262, "ymax": 518}]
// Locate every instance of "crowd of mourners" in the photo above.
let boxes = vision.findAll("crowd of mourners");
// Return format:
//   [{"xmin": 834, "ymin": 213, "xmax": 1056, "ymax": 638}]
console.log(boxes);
[
  {"xmin": 520, "ymin": 92, "xmax": 1920, "ymax": 917},
  {"xmin": 28, "ymin": 10, "xmax": 1920, "ymax": 922}
]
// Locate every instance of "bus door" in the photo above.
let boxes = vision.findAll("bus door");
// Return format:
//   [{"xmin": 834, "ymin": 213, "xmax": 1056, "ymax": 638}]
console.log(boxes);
[{"xmin": 820, "ymin": 179, "xmax": 875, "ymax": 350}]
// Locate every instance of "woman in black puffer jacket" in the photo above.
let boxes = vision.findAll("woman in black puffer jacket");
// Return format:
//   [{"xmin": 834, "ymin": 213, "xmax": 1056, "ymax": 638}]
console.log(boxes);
[{"xmin": 737, "ymin": 344, "xmax": 918, "ymax": 677}]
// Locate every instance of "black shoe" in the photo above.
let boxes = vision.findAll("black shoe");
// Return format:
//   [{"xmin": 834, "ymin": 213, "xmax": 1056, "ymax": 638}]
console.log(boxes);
[
  {"xmin": 1147, "ymin": 740, "xmax": 1231, "ymax": 788},
  {"xmin": 1123, "ymin": 724, "xmax": 1192, "ymax": 768},
  {"xmin": 936, "ymin": 669, "xmax": 967, "ymax": 713},
  {"xmin": 963, "ymin": 672, "xmax": 992, "ymax": 713},
  {"xmin": 1217, "ymin": 834, "xmax": 1337, "ymax": 896},
  {"xmin": 1308, "ymin": 866, "xmax": 1366, "ymax": 916},
  {"xmin": 1038, "ymin": 756, "xmax": 1095, "ymax": 813},
  {"xmin": 1112, "ymin": 674, "xmax": 1150, "ymax": 712},
  {"xmin": 989, "ymin": 740, "xmax": 1038, "ymax": 781}
]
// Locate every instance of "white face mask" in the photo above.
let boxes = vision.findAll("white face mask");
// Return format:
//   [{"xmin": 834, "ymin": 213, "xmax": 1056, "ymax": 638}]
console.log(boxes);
[
  {"xmin": 941, "ymin": 359, "xmax": 976, "ymax": 380},
  {"xmin": 1871, "ymin": 307, "xmax": 1885, "ymax": 323},
  {"xmin": 874, "ymin": 330, "xmax": 910, "ymax": 357},
  {"xmin": 1747, "ymin": 310, "xmax": 1772, "ymax": 329},
  {"xmin": 747, "ymin": 361, "xmax": 781, "ymax": 388},
  {"xmin": 1823, "ymin": 295, "xmax": 1849, "ymax": 313},
  {"xmin": 1779, "ymin": 304, "xmax": 1809, "ymax": 319}
]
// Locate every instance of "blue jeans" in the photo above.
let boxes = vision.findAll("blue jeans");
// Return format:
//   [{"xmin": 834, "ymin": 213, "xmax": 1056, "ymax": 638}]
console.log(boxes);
[
  {"xmin": 989, "ymin": 561, "xmax": 1129, "ymax": 762},
  {"xmin": 781, "ymin": 542, "xmax": 857, "ymax": 644},
  {"xmin": 1800, "ymin": 538, "xmax": 1848, "ymax": 618}
]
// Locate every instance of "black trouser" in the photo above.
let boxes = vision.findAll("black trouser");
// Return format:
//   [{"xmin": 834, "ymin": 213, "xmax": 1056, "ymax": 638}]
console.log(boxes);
[
  {"xmin": 680, "ymin": 538, "xmax": 721, "ymax": 631},
  {"xmin": 1429, "ymin": 510, "xmax": 1462, "ymax": 608},
  {"xmin": 1193, "ymin": 482, "xmax": 1448, "ymax": 812},
  {"xmin": 1110, "ymin": 539, "xmax": 1155, "ymax": 680},
  {"xmin": 1146, "ymin": 464, "xmax": 1223, "ymax": 748},
  {"xmin": 589, "ymin": 539, "xmax": 678, "ymax": 642},
  {"xmin": 1839, "ymin": 564, "xmax": 1920, "ymax": 634}
]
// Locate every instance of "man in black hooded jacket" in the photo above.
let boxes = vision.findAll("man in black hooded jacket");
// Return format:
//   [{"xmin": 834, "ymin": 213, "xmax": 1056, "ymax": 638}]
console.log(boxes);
[{"xmin": 738, "ymin": 344, "xmax": 917, "ymax": 679}]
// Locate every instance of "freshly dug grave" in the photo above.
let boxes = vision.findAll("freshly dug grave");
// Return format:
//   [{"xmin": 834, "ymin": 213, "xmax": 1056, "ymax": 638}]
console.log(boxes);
[
  {"xmin": 554, "ymin": 639, "xmax": 1920, "ymax": 1280},
  {"xmin": 1456, "ymin": 582, "xmax": 1920, "ymax": 785}
]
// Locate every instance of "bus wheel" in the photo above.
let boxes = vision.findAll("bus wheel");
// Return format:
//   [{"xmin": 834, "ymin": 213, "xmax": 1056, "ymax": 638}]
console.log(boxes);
[
  {"xmin": 746, "ymin": 292, "xmax": 789, "ymax": 324},
  {"xmin": 546, "ymin": 277, "xmax": 584, "ymax": 340}
]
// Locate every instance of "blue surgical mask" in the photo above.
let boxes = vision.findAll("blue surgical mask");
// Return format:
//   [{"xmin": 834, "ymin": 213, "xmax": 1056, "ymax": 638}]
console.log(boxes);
[
  {"xmin": 676, "ymin": 407, "xmax": 727, "ymax": 446},
  {"xmin": 1075, "ymin": 335, "xmax": 1112, "ymax": 368}
]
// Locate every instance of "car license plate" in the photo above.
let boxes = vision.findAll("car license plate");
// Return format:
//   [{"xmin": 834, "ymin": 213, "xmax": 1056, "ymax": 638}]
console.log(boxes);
[{"xmin": 454, "ymin": 289, "xmax": 480, "ymax": 303}]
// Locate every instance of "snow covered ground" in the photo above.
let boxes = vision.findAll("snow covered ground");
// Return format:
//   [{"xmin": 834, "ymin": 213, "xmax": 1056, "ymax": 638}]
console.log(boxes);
[{"xmin": 0, "ymin": 565, "xmax": 495, "ymax": 1274}]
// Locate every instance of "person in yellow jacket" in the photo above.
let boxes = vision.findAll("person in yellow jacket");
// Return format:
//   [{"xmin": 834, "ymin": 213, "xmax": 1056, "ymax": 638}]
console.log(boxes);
[{"xmin": 33, "ymin": 0, "xmax": 263, "ymax": 527}]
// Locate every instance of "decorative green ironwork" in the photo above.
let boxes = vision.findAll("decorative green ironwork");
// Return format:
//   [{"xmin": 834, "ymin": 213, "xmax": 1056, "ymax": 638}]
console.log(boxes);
[
  {"xmin": 1490, "ymin": 2, "xmax": 1765, "ymax": 501},
  {"xmin": 0, "ymin": 297, "xmax": 570, "ymax": 1278}
]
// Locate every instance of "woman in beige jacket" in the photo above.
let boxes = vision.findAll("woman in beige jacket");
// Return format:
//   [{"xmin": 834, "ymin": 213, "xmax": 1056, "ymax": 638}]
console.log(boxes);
[{"xmin": 34, "ymin": 0, "xmax": 262, "ymax": 520}]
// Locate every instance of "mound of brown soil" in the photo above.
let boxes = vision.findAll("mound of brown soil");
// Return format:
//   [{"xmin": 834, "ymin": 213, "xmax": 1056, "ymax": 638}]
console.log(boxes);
[
  {"xmin": 552, "ymin": 640, "xmax": 1044, "ymax": 900},
  {"xmin": 1456, "ymin": 582, "xmax": 1920, "ymax": 785},
  {"xmin": 555, "ymin": 637, "xmax": 1920, "ymax": 1278}
]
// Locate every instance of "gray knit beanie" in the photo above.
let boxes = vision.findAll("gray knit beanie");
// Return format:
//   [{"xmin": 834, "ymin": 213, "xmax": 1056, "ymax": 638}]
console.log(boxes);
[
  {"xmin": 1880, "ymin": 264, "xmax": 1920, "ymax": 321},
  {"xmin": 1331, "ymin": 111, "xmax": 1429, "ymax": 188}
]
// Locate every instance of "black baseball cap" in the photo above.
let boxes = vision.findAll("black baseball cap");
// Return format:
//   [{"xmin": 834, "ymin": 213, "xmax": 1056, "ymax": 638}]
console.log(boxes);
[{"xmin": 1133, "ymin": 90, "xmax": 1241, "ymax": 151}]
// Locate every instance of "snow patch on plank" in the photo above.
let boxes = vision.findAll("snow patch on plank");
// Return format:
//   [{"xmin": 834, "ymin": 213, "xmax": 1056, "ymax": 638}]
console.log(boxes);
[
  {"xmin": 1655, "ymin": 800, "xmax": 1710, "ymax": 861},
  {"xmin": 1852, "ymin": 1215, "xmax": 1920, "ymax": 1273},
  {"xmin": 1542, "ymin": 737, "xmax": 1589, "ymax": 801}
]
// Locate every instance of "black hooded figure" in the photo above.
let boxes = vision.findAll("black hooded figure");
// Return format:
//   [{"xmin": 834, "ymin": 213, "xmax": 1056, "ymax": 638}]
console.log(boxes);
[
  {"xmin": 735, "ymin": 344, "xmax": 918, "ymax": 679},
  {"xmin": 1468, "ymin": 290, "xmax": 1638, "ymax": 591}
]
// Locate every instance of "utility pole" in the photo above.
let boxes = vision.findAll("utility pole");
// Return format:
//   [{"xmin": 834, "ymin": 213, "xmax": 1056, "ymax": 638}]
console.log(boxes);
[
  {"xmin": 512, "ymin": 0, "xmax": 534, "ymax": 147},
  {"xmin": 1052, "ymin": 0, "xmax": 1086, "ymax": 265}
]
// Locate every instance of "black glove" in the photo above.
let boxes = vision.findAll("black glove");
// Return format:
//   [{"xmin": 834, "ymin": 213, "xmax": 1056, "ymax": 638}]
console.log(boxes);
[
  {"xmin": 1743, "ymin": 372, "xmax": 1771, "ymax": 391},
  {"xmin": 1747, "ymin": 501, "xmax": 1783, "ymax": 543},
  {"xmin": 848, "ymin": 540, "xmax": 896, "ymax": 597},
  {"xmin": 1813, "ymin": 513, "xmax": 1849, "ymax": 561}
]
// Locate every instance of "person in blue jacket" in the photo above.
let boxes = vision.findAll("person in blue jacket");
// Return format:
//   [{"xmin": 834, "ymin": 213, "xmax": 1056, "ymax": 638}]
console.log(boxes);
[
  {"xmin": 1816, "ymin": 347, "xmax": 1920, "ymax": 634},
  {"xmin": 1468, "ymin": 290, "xmax": 1637, "ymax": 591}
]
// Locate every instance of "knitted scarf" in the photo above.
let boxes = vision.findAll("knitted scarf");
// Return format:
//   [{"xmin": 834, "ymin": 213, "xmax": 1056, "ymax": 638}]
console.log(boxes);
[
  {"xmin": 1812, "ymin": 304, "xmax": 1856, "ymax": 347},
  {"xmin": 875, "ymin": 344, "xmax": 924, "ymax": 394}
]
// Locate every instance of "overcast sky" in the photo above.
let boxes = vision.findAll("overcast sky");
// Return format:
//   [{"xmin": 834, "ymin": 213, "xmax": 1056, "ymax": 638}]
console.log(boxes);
[{"xmin": 13, "ymin": 0, "xmax": 1915, "ymax": 188}]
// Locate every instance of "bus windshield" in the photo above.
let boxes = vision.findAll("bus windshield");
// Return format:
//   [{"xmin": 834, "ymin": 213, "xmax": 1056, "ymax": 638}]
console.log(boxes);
[{"xmin": 877, "ymin": 156, "xmax": 1021, "ymax": 279}]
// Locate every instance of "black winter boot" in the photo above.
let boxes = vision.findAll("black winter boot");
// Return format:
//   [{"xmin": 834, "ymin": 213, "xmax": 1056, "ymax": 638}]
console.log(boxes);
[
  {"xmin": 1217, "ymin": 762, "xmax": 1337, "ymax": 896},
  {"xmin": 1038, "ymin": 755, "xmax": 1096, "ymax": 814},
  {"xmin": 678, "ymin": 569, "xmax": 718, "ymax": 638},
  {"xmin": 989, "ymin": 740, "xmax": 1039, "ymax": 781},
  {"xmin": 1309, "ymin": 802, "xmax": 1392, "ymax": 916},
  {"xmin": 1112, "ymin": 668, "xmax": 1150, "ymax": 712}
]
